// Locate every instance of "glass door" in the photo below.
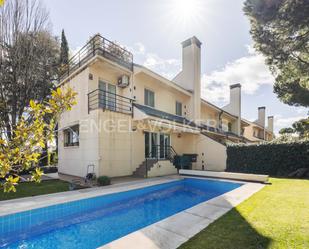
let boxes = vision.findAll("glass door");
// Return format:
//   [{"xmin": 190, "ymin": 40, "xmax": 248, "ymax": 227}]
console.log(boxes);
[
  {"xmin": 145, "ymin": 132, "xmax": 158, "ymax": 158},
  {"xmin": 145, "ymin": 132, "xmax": 170, "ymax": 159},
  {"xmin": 159, "ymin": 134, "xmax": 170, "ymax": 159},
  {"xmin": 99, "ymin": 80, "xmax": 106, "ymax": 109},
  {"xmin": 98, "ymin": 80, "xmax": 116, "ymax": 111},
  {"xmin": 108, "ymin": 84, "xmax": 116, "ymax": 111},
  {"xmin": 164, "ymin": 134, "xmax": 171, "ymax": 158},
  {"xmin": 151, "ymin": 133, "xmax": 157, "ymax": 158}
]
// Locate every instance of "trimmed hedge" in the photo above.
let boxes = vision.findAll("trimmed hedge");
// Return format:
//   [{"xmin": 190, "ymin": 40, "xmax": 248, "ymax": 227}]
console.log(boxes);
[{"xmin": 226, "ymin": 141, "xmax": 309, "ymax": 176}]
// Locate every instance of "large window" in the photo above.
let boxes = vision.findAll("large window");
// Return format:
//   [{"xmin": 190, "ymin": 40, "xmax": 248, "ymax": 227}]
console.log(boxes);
[
  {"xmin": 64, "ymin": 125, "xmax": 79, "ymax": 147},
  {"xmin": 144, "ymin": 89, "xmax": 155, "ymax": 107},
  {"xmin": 176, "ymin": 101, "xmax": 182, "ymax": 116}
]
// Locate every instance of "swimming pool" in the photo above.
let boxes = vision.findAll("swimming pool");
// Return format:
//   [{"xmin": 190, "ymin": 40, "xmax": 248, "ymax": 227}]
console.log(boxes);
[{"xmin": 0, "ymin": 178, "xmax": 241, "ymax": 248}]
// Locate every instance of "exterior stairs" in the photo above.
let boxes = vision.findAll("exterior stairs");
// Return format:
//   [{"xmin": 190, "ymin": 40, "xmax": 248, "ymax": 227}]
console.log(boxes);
[
  {"xmin": 133, "ymin": 159, "xmax": 158, "ymax": 178},
  {"xmin": 133, "ymin": 146, "xmax": 178, "ymax": 178}
]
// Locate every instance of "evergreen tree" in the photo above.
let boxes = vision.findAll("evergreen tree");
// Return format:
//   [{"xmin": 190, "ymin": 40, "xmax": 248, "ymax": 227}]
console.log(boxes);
[
  {"xmin": 59, "ymin": 29, "xmax": 69, "ymax": 65},
  {"xmin": 244, "ymin": 0, "xmax": 309, "ymax": 107}
]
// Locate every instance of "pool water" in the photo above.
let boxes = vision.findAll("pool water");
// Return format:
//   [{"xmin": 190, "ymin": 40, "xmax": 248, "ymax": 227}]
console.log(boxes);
[{"xmin": 0, "ymin": 178, "xmax": 241, "ymax": 249}]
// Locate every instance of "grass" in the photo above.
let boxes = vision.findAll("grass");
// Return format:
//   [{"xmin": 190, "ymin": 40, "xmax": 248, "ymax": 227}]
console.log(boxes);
[
  {"xmin": 0, "ymin": 180, "xmax": 70, "ymax": 201},
  {"xmin": 179, "ymin": 178, "xmax": 309, "ymax": 249}
]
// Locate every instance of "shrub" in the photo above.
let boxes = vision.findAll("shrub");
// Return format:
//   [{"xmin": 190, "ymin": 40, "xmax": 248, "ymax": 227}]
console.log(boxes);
[
  {"xmin": 226, "ymin": 141, "xmax": 309, "ymax": 176},
  {"xmin": 97, "ymin": 176, "xmax": 111, "ymax": 186}
]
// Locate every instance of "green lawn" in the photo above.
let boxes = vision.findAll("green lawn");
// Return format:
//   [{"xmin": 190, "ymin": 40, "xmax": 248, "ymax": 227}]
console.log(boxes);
[
  {"xmin": 179, "ymin": 178, "xmax": 309, "ymax": 249},
  {"xmin": 0, "ymin": 180, "xmax": 70, "ymax": 201}
]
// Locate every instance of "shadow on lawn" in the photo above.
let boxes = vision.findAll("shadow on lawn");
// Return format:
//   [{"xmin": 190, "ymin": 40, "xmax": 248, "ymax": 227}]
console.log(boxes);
[{"xmin": 179, "ymin": 208, "xmax": 271, "ymax": 249}]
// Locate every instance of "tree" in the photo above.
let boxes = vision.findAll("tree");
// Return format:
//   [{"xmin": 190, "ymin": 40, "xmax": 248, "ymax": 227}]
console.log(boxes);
[
  {"xmin": 0, "ymin": 0, "xmax": 60, "ymax": 140},
  {"xmin": 244, "ymin": 0, "xmax": 309, "ymax": 107},
  {"xmin": 279, "ymin": 127, "xmax": 294, "ymax": 135},
  {"xmin": 292, "ymin": 118, "xmax": 309, "ymax": 138},
  {"xmin": 0, "ymin": 87, "xmax": 76, "ymax": 192},
  {"xmin": 59, "ymin": 29, "xmax": 69, "ymax": 66}
]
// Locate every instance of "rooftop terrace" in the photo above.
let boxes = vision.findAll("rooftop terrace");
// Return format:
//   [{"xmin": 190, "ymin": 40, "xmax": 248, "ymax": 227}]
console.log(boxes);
[{"xmin": 60, "ymin": 34, "xmax": 133, "ymax": 81}]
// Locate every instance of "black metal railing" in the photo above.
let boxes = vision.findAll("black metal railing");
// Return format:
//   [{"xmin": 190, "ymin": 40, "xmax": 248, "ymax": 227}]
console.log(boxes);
[
  {"xmin": 200, "ymin": 124, "xmax": 240, "ymax": 138},
  {"xmin": 88, "ymin": 89, "xmax": 134, "ymax": 114},
  {"xmin": 60, "ymin": 34, "xmax": 133, "ymax": 80},
  {"xmin": 145, "ymin": 145, "xmax": 177, "ymax": 161}
]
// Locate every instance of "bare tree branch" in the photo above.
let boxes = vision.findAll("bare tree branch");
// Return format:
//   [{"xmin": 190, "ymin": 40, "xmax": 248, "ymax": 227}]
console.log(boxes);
[{"xmin": 0, "ymin": 0, "xmax": 59, "ymax": 139}]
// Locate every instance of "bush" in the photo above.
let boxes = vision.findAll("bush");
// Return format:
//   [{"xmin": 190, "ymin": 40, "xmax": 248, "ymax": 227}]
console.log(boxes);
[
  {"xmin": 97, "ymin": 176, "xmax": 111, "ymax": 186},
  {"xmin": 226, "ymin": 141, "xmax": 309, "ymax": 176}
]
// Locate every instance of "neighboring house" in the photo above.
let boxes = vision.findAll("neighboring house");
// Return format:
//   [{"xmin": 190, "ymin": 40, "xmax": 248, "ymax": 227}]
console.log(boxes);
[
  {"xmin": 243, "ymin": 107, "xmax": 275, "ymax": 143},
  {"xmin": 57, "ymin": 34, "xmax": 274, "ymax": 178}
]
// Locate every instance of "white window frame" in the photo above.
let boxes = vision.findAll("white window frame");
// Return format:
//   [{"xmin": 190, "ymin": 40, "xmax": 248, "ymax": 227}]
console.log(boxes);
[
  {"xmin": 144, "ymin": 88, "xmax": 155, "ymax": 108},
  {"xmin": 175, "ymin": 101, "xmax": 182, "ymax": 116}
]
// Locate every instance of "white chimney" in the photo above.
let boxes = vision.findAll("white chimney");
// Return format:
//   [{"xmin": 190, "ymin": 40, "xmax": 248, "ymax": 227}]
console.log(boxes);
[
  {"xmin": 222, "ymin": 84, "xmax": 241, "ymax": 135},
  {"xmin": 257, "ymin": 106, "xmax": 266, "ymax": 127},
  {"xmin": 267, "ymin": 116, "xmax": 274, "ymax": 133},
  {"xmin": 173, "ymin": 36, "xmax": 201, "ymax": 122}
]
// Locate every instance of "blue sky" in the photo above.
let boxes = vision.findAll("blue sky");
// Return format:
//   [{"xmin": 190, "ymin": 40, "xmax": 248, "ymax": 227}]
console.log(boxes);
[{"xmin": 42, "ymin": 0, "xmax": 307, "ymax": 134}]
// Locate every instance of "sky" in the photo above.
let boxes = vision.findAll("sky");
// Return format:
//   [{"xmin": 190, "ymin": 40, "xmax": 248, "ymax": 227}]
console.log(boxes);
[{"xmin": 41, "ymin": 0, "xmax": 308, "ymax": 134}]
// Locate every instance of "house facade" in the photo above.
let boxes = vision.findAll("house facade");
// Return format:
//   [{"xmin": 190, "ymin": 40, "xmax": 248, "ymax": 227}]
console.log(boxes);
[
  {"xmin": 57, "ymin": 34, "xmax": 274, "ymax": 179},
  {"xmin": 243, "ymin": 107, "xmax": 274, "ymax": 143}
]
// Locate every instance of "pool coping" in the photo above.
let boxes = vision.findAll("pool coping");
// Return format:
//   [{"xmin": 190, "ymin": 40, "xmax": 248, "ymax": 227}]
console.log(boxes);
[
  {"xmin": 0, "ymin": 176, "xmax": 181, "ymax": 217},
  {"xmin": 0, "ymin": 176, "xmax": 265, "ymax": 249},
  {"xmin": 99, "ymin": 177, "xmax": 265, "ymax": 249}
]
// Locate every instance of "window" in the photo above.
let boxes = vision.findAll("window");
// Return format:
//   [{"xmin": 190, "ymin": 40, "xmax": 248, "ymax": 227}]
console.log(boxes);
[
  {"xmin": 64, "ymin": 125, "xmax": 79, "ymax": 147},
  {"xmin": 144, "ymin": 89, "xmax": 155, "ymax": 107},
  {"xmin": 176, "ymin": 101, "xmax": 182, "ymax": 116},
  {"xmin": 228, "ymin": 122, "xmax": 232, "ymax": 132},
  {"xmin": 253, "ymin": 130, "xmax": 258, "ymax": 137},
  {"xmin": 99, "ymin": 80, "xmax": 116, "ymax": 111}
]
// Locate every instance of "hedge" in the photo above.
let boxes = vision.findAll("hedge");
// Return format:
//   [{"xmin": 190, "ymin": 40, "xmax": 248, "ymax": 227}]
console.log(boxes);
[{"xmin": 226, "ymin": 141, "xmax": 309, "ymax": 176}]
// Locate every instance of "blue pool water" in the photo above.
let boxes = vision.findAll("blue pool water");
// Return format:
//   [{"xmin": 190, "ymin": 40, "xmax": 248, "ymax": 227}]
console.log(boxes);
[{"xmin": 0, "ymin": 178, "xmax": 241, "ymax": 249}]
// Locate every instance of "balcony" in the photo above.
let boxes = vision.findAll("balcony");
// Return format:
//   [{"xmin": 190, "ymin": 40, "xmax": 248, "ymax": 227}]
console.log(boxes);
[
  {"xmin": 200, "ymin": 124, "xmax": 240, "ymax": 138},
  {"xmin": 88, "ymin": 89, "xmax": 133, "ymax": 115},
  {"xmin": 60, "ymin": 34, "xmax": 133, "ymax": 81}
]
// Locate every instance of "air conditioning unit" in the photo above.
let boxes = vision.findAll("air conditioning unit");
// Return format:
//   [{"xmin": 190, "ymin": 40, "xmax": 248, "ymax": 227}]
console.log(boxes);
[{"xmin": 117, "ymin": 75, "xmax": 130, "ymax": 88}]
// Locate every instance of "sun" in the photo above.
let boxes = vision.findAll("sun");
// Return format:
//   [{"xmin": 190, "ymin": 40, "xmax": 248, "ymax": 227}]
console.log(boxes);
[
  {"xmin": 175, "ymin": 0, "xmax": 199, "ymax": 21},
  {"xmin": 170, "ymin": 0, "xmax": 203, "ymax": 25}
]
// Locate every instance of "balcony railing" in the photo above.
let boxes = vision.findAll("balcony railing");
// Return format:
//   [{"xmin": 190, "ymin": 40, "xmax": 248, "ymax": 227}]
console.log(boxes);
[
  {"xmin": 88, "ymin": 89, "xmax": 133, "ymax": 114},
  {"xmin": 60, "ymin": 34, "xmax": 133, "ymax": 81},
  {"xmin": 201, "ymin": 124, "xmax": 240, "ymax": 138}
]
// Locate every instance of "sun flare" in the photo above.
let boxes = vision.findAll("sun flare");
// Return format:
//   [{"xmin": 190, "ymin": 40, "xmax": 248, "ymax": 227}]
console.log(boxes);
[{"xmin": 171, "ymin": 0, "xmax": 202, "ymax": 25}]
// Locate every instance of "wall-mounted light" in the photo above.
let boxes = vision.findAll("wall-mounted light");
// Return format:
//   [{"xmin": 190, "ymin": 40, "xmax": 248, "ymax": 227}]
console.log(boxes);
[
  {"xmin": 89, "ymin": 73, "xmax": 93, "ymax": 80},
  {"xmin": 177, "ymin": 133, "xmax": 181, "ymax": 138}
]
